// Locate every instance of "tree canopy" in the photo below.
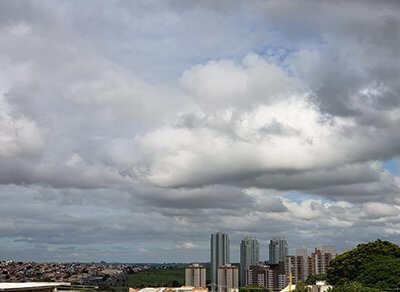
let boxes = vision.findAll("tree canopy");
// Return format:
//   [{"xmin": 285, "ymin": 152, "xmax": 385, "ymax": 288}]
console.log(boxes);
[
  {"xmin": 326, "ymin": 240, "xmax": 400, "ymax": 290},
  {"xmin": 305, "ymin": 274, "xmax": 327, "ymax": 285}
]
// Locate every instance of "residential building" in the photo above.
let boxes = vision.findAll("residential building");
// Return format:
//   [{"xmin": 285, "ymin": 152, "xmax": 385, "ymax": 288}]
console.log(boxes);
[
  {"xmin": 284, "ymin": 246, "xmax": 335, "ymax": 281},
  {"xmin": 295, "ymin": 248, "xmax": 309, "ymax": 281},
  {"xmin": 310, "ymin": 248, "xmax": 334, "ymax": 275},
  {"xmin": 240, "ymin": 236, "xmax": 259, "ymax": 286},
  {"xmin": 211, "ymin": 232, "xmax": 230, "ymax": 291},
  {"xmin": 246, "ymin": 263, "xmax": 286, "ymax": 292},
  {"xmin": 284, "ymin": 256, "xmax": 305, "ymax": 284},
  {"xmin": 185, "ymin": 264, "xmax": 206, "ymax": 288},
  {"xmin": 269, "ymin": 237, "xmax": 288, "ymax": 264},
  {"xmin": 217, "ymin": 264, "xmax": 238, "ymax": 292}
]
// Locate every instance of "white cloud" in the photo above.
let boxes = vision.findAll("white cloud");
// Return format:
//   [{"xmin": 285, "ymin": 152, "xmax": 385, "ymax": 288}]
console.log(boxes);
[{"xmin": 176, "ymin": 242, "xmax": 198, "ymax": 250}]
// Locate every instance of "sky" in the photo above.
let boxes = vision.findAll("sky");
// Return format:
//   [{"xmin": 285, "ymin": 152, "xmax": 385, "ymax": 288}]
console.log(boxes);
[{"xmin": 0, "ymin": 0, "xmax": 400, "ymax": 263}]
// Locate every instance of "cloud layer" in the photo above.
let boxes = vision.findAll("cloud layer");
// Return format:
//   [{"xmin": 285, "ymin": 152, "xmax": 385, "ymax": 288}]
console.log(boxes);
[{"xmin": 0, "ymin": 0, "xmax": 399, "ymax": 262}]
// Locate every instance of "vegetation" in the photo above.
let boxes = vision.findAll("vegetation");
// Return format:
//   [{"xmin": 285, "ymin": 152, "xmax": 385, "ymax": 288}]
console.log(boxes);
[
  {"xmin": 293, "ymin": 282, "xmax": 311, "ymax": 292},
  {"xmin": 239, "ymin": 285, "xmax": 269, "ymax": 292},
  {"xmin": 123, "ymin": 268, "xmax": 185, "ymax": 288},
  {"xmin": 305, "ymin": 274, "xmax": 327, "ymax": 285},
  {"xmin": 326, "ymin": 281, "xmax": 379, "ymax": 292},
  {"xmin": 103, "ymin": 267, "xmax": 212, "ymax": 290},
  {"xmin": 327, "ymin": 240, "xmax": 400, "ymax": 290}
]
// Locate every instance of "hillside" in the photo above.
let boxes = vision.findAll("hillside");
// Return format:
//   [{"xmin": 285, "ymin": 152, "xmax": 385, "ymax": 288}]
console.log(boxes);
[{"xmin": 327, "ymin": 240, "xmax": 400, "ymax": 290}]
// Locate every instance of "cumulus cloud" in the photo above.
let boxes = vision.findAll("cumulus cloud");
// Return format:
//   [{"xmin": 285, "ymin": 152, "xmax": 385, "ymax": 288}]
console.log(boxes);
[{"xmin": 0, "ymin": 0, "xmax": 400, "ymax": 262}]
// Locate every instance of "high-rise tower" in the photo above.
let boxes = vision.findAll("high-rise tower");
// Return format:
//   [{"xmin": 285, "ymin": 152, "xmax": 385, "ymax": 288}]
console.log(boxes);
[
  {"xmin": 240, "ymin": 236, "xmax": 260, "ymax": 286},
  {"xmin": 211, "ymin": 232, "xmax": 230, "ymax": 291},
  {"xmin": 269, "ymin": 236, "xmax": 288, "ymax": 264}
]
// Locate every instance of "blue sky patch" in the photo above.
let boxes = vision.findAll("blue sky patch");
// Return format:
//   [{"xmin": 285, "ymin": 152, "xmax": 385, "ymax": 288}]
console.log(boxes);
[
  {"xmin": 282, "ymin": 191, "xmax": 333, "ymax": 204},
  {"xmin": 382, "ymin": 159, "xmax": 399, "ymax": 175}
]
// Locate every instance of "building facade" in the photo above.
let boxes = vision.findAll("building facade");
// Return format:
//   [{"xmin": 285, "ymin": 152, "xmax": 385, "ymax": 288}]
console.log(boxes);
[
  {"xmin": 246, "ymin": 263, "xmax": 286, "ymax": 292},
  {"xmin": 239, "ymin": 236, "xmax": 259, "ymax": 286},
  {"xmin": 185, "ymin": 264, "xmax": 206, "ymax": 288},
  {"xmin": 310, "ymin": 248, "xmax": 334, "ymax": 275},
  {"xmin": 211, "ymin": 232, "xmax": 230, "ymax": 291},
  {"xmin": 284, "ymin": 246, "xmax": 335, "ymax": 283},
  {"xmin": 268, "ymin": 237, "xmax": 288, "ymax": 264},
  {"xmin": 296, "ymin": 248, "xmax": 309, "ymax": 281},
  {"xmin": 217, "ymin": 264, "xmax": 238, "ymax": 292},
  {"xmin": 284, "ymin": 256, "xmax": 305, "ymax": 284}
]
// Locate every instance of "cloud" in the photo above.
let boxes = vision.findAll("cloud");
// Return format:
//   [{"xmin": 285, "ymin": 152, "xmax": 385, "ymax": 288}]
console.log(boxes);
[
  {"xmin": 176, "ymin": 242, "xmax": 198, "ymax": 250},
  {"xmin": 180, "ymin": 55, "xmax": 302, "ymax": 111},
  {"xmin": 0, "ymin": 0, "xmax": 400, "ymax": 262}
]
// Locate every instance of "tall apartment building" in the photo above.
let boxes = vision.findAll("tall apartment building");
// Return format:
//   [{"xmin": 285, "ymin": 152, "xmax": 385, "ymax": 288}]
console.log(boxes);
[
  {"xmin": 268, "ymin": 237, "xmax": 288, "ymax": 264},
  {"xmin": 296, "ymin": 248, "xmax": 309, "ymax": 281},
  {"xmin": 240, "ymin": 237, "xmax": 259, "ymax": 286},
  {"xmin": 284, "ymin": 256, "xmax": 305, "ymax": 284},
  {"xmin": 285, "ymin": 246, "xmax": 335, "ymax": 283},
  {"xmin": 185, "ymin": 263, "xmax": 206, "ymax": 288},
  {"xmin": 310, "ymin": 248, "xmax": 334, "ymax": 275},
  {"xmin": 217, "ymin": 264, "xmax": 238, "ymax": 292},
  {"xmin": 211, "ymin": 232, "xmax": 230, "ymax": 291},
  {"xmin": 246, "ymin": 263, "xmax": 286, "ymax": 292}
]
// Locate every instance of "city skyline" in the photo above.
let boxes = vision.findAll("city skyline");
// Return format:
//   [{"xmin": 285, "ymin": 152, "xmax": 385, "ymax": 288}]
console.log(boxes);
[
  {"xmin": 0, "ymin": 231, "xmax": 341, "ymax": 264},
  {"xmin": 1, "ymin": 0, "xmax": 400, "ymax": 263}
]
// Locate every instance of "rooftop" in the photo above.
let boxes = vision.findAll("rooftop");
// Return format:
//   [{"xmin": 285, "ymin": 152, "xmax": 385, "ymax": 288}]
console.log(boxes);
[{"xmin": 0, "ymin": 283, "xmax": 70, "ymax": 291}]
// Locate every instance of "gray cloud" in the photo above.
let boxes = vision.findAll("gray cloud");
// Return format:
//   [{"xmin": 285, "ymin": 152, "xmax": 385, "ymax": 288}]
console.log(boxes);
[{"xmin": 0, "ymin": 0, "xmax": 400, "ymax": 262}]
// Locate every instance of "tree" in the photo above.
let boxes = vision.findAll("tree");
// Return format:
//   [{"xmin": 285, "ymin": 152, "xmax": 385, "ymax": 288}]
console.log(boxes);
[
  {"xmin": 305, "ymin": 274, "xmax": 327, "ymax": 285},
  {"xmin": 326, "ymin": 281, "xmax": 379, "ymax": 292},
  {"xmin": 355, "ymin": 256, "xmax": 400, "ymax": 290},
  {"xmin": 327, "ymin": 240, "xmax": 400, "ymax": 290}
]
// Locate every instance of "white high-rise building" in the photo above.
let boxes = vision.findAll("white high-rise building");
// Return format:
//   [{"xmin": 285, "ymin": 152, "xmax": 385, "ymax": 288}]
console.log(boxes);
[
  {"xmin": 240, "ymin": 236, "xmax": 259, "ymax": 286},
  {"xmin": 211, "ymin": 232, "xmax": 230, "ymax": 291},
  {"xmin": 268, "ymin": 237, "xmax": 288, "ymax": 264},
  {"xmin": 185, "ymin": 263, "xmax": 206, "ymax": 288}
]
